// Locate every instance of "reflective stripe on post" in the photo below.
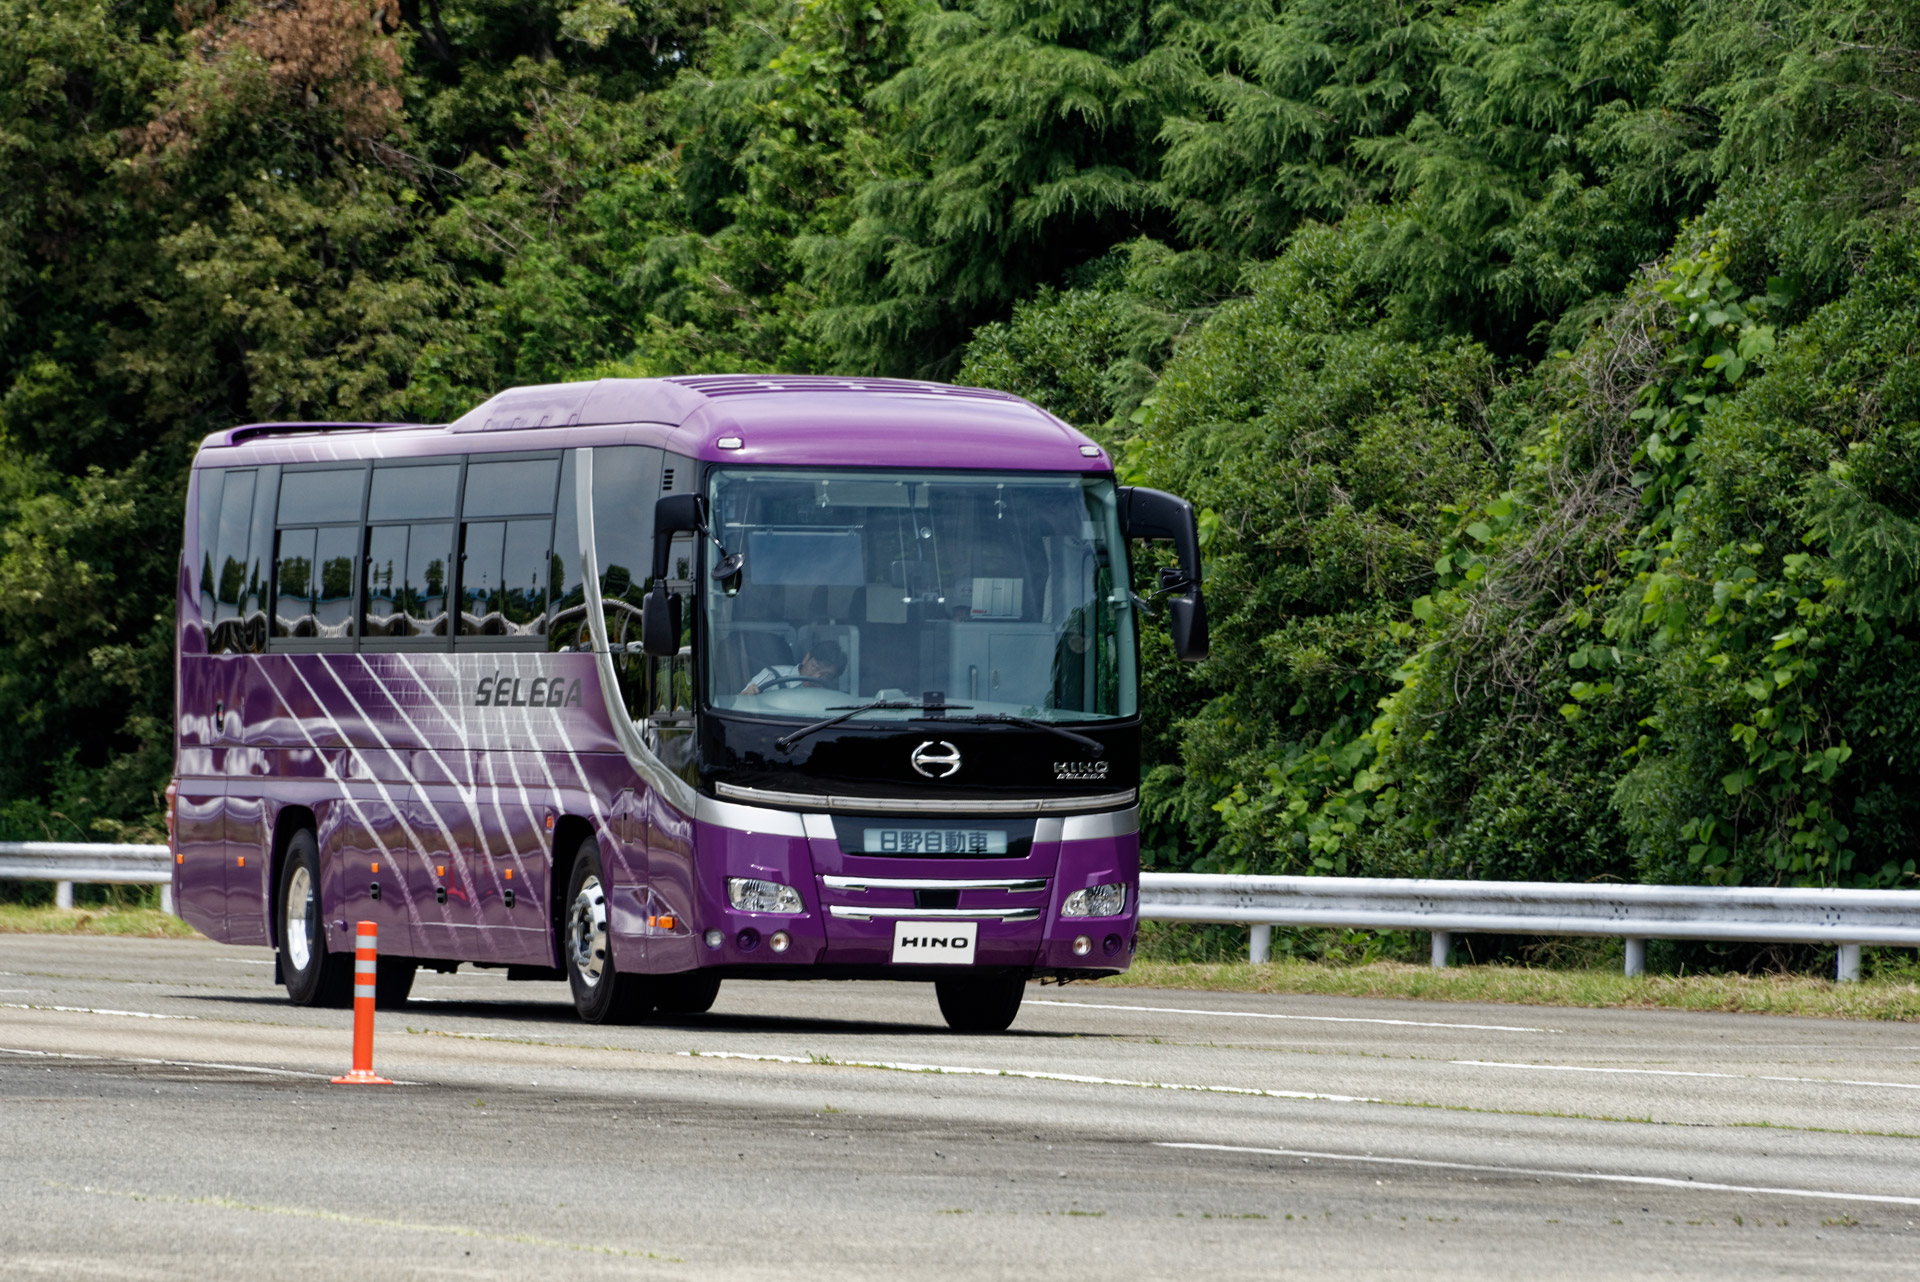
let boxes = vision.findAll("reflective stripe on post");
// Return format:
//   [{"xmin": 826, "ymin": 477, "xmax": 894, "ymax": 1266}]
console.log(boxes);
[{"xmin": 331, "ymin": 920, "xmax": 393, "ymax": 1085}]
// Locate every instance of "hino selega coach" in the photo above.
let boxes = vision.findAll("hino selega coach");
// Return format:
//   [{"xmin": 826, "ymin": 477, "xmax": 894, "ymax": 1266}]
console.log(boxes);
[{"xmin": 170, "ymin": 376, "xmax": 1207, "ymax": 1031}]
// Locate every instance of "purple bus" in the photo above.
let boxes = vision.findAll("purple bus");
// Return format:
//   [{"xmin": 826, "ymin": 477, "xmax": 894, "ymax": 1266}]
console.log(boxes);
[{"xmin": 169, "ymin": 376, "xmax": 1207, "ymax": 1030}]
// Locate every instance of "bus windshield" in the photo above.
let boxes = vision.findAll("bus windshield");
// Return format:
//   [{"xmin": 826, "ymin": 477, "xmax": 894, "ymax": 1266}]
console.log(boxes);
[{"xmin": 704, "ymin": 469, "xmax": 1137, "ymax": 723}]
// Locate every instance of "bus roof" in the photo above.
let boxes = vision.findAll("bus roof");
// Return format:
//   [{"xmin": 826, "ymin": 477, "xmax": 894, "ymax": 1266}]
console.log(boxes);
[{"xmin": 197, "ymin": 375, "xmax": 1110, "ymax": 472}]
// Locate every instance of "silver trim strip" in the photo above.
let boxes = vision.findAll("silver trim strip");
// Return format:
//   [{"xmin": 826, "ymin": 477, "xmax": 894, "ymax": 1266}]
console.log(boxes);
[
  {"xmin": 1061, "ymin": 806, "xmax": 1140, "ymax": 841},
  {"xmin": 580, "ymin": 448, "xmax": 699, "ymax": 817},
  {"xmin": 823, "ymin": 876, "xmax": 1047, "ymax": 893},
  {"xmin": 714, "ymin": 782, "xmax": 1137, "ymax": 816},
  {"xmin": 827, "ymin": 906, "xmax": 1042, "ymax": 922},
  {"xmin": 693, "ymin": 793, "xmax": 809, "ymax": 838}
]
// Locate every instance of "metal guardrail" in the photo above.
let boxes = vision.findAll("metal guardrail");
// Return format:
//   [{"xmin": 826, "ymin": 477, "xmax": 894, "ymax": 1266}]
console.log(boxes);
[
  {"xmin": 1138, "ymin": 873, "xmax": 1920, "ymax": 981},
  {"xmin": 4, "ymin": 845, "xmax": 1913, "ymax": 982},
  {"xmin": 0, "ymin": 842, "xmax": 172, "ymax": 913}
]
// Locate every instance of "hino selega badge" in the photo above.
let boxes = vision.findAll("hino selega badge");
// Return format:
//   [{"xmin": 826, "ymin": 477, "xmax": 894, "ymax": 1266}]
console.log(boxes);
[
  {"xmin": 892, "ymin": 920, "xmax": 978, "ymax": 964},
  {"xmin": 909, "ymin": 740, "xmax": 962, "ymax": 778}
]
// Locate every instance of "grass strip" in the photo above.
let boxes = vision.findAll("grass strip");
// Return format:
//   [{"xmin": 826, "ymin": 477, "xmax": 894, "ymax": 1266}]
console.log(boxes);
[
  {"xmin": 1107, "ymin": 959, "xmax": 1920, "ymax": 1021},
  {"xmin": 0, "ymin": 905, "xmax": 199, "ymax": 939}
]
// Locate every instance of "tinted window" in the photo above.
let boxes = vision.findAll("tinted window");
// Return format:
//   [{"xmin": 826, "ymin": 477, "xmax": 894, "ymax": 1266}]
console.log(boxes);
[
  {"xmin": 241, "ymin": 465, "xmax": 279, "ymax": 649},
  {"xmin": 211, "ymin": 470, "xmax": 256, "ymax": 653},
  {"xmin": 314, "ymin": 525, "xmax": 358, "ymax": 639},
  {"xmin": 591, "ymin": 446, "xmax": 661, "ymax": 596},
  {"xmin": 196, "ymin": 469, "xmax": 224, "ymax": 624},
  {"xmin": 368, "ymin": 463, "xmax": 459, "ymax": 521},
  {"xmin": 458, "ymin": 519, "xmax": 550, "ymax": 636},
  {"xmin": 274, "ymin": 528, "xmax": 318, "ymax": 637},
  {"xmin": 278, "ymin": 468, "xmax": 366, "ymax": 526},
  {"xmin": 549, "ymin": 451, "xmax": 586, "ymax": 651},
  {"xmin": 464, "ymin": 457, "xmax": 559, "ymax": 518},
  {"xmin": 366, "ymin": 522, "xmax": 453, "ymax": 638}
]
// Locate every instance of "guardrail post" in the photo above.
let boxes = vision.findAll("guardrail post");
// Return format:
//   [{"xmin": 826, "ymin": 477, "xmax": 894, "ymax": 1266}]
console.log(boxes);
[
  {"xmin": 54, "ymin": 881, "xmax": 73, "ymax": 910},
  {"xmin": 1248, "ymin": 924, "xmax": 1271, "ymax": 965},
  {"xmin": 1623, "ymin": 937, "xmax": 1646, "ymax": 977},
  {"xmin": 1430, "ymin": 931, "xmax": 1450, "ymax": 969},
  {"xmin": 1837, "ymin": 943, "xmax": 1861, "ymax": 983},
  {"xmin": 160, "ymin": 885, "xmax": 174, "ymax": 916}
]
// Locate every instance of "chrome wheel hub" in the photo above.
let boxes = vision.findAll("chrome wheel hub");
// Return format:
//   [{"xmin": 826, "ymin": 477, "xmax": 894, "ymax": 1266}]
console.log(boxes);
[
  {"xmin": 568, "ymin": 875, "xmax": 609, "ymax": 988},
  {"xmin": 284, "ymin": 865, "xmax": 313, "ymax": 972}
]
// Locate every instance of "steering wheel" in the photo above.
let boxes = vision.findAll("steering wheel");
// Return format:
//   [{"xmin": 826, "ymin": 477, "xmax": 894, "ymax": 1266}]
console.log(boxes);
[{"xmin": 758, "ymin": 674, "xmax": 835, "ymax": 691}]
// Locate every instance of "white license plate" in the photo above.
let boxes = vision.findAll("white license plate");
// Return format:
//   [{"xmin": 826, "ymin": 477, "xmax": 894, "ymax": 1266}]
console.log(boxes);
[{"xmin": 891, "ymin": 919, "xmax": 978, "ymax": 965}]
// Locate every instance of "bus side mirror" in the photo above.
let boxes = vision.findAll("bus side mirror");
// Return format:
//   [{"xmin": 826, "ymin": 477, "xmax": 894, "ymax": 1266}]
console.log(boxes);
[
  {"xmin": 641, "ymin": 494, "xmax": 701, "ymax": 658},
  {"xmin": 640, "ymin": 582, "xmax": 681, "ymax": 658},
  {"xmin": 1118, "ymin": 486, "xmax": 1210, "ymax": 662},
  {"xmin": 650, "ymin": 493, "xmax": 704, "ymax": 581}
]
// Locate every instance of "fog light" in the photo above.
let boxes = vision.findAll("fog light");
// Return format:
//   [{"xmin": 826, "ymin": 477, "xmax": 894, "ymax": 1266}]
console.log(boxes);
[
  {"xmin": 1071, "ymin": 935, "xmax": 1092, "ymax": 956},
  {"xmin": 769, "ymin": 931, "xmax": 791, "ymax": 953},
  {"xmin": 1062, "ymin": 883, "xmax": 1127, "ymax": 917},
  {"xmin": 727, "ymin": 877, "xmax": 803, "ymax": 913},
  {"xmin": 704, "ymin": 929, "xmax": 724, "ymax": 950},
  {"xmin": 736, "ymin": 928, "xmax": 760, "ymax": 951},
  {"xmin": 1103, "ymin": 933, "xmax": 1123, "ymax": 956}
]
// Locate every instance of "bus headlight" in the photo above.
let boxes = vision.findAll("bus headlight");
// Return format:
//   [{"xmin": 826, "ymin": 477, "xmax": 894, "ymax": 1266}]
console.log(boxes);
[
  {"xmin": 1061, "ymin": 883, "xmax": 1127, "ymax": 917},
  {"xmin": 727, "ymin": 877, "xmax": 803, "ymax": 914}
]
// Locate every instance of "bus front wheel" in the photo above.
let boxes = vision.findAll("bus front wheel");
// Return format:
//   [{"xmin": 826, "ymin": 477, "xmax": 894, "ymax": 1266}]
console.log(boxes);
[
  {"xmin": 934, "ymin": 974, "xmax": 1026, "ymax": 1033},
  {"xmin": 277, "ymin": 829, "xmax": 350, "ymax": 1008},
  {"xmin": 563, "ymin": 840, "xmax": 651, "ymax": 1024}
]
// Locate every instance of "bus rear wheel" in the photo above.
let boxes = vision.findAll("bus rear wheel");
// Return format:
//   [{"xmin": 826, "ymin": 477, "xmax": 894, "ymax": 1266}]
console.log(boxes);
[
  {"xmin": 277, "ymin": 829, "xmax": 350, "ymax": 1008},
  {"xmin": 562, "ymin": 840, "xmax": 650, "ymax": 1024},
  {"xmin": 934, "ymin": 973, "xmax": 1026, "ymax": 1033}
]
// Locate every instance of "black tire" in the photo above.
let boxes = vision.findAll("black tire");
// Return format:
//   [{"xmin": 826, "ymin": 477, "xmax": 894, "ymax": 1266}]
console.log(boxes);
[
  {"xmin": 935, "ymin": 973, "xmax": 1027, "ymax": 1033},
  {"xmin": 652, "ymin": 971, "xmax": 721, "ymax": 1016},
  {"xmin": 374, "ymin": 956, "xmax": 417, "ymax": 1008},
  {"xmin": 562, "ymin": 839, "xmax": 651, "ymax": 1024},
  {"xmin": 277, "ymin": 829, "xmax": 350, "ymax": 1008}
]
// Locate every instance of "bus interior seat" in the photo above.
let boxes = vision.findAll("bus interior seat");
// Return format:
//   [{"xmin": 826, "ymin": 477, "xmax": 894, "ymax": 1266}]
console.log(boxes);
[{"xmin": 716, "ymin": 622, "xmax": 797, "ymax": 694}]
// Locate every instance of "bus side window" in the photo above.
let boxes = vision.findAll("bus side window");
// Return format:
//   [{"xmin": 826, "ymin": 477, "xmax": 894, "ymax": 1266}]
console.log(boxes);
[
  {"xmin": 273, "ymin": 465, "xmax": 369, "ymax": 647},
  {"xmin": 458, "ymin": 455, "xmax": 558, "ymax": 642},
  {"xmin": 196, "ymin": 469, "xmax": 224, "ymax": 637},
  {"xmin": 548, "ymin": 451, "xmax": 586, "ymax": 651},
  {"xmin": 210, "ymin": 469, "xmax": 256, "ymax": 654}
]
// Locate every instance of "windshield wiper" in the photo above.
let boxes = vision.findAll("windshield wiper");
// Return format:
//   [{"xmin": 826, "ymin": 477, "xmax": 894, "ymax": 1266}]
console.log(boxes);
[
  {"xmin": 946, "ymin": 713, "xmax": 1104, "ymax": 755},
  {"xmin": 774, "ymin": 700, "xmax": 974, "ymax": 753}
]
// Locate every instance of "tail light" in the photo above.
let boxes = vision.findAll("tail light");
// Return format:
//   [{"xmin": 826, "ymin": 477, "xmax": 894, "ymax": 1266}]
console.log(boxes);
[{"xmin": 164, "ymin": 780, "xmax": 178, "ymax": 854}]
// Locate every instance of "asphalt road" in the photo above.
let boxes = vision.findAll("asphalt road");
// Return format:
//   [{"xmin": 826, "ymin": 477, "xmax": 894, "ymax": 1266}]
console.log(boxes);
[{"xmin": 2, "ymin": 936, "xmax": 1917, "ymax": 1279}]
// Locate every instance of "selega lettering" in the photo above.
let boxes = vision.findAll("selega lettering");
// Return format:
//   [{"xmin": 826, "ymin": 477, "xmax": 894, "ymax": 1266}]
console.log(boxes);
[{"xmin": 473, "ymin": 673, "xmax": 586, "ymax": 709}]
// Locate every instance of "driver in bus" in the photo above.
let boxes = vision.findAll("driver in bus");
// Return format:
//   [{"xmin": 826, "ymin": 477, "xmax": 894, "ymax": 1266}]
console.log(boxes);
[{"xmin": 742, "ymin": 638, "xmax": 846, "ymax": 695}]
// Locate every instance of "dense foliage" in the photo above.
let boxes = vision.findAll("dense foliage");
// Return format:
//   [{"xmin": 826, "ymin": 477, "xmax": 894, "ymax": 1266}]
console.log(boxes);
[{"xmin": 2, "ymin": 0, "xmax": 1915, "ymax": 896}]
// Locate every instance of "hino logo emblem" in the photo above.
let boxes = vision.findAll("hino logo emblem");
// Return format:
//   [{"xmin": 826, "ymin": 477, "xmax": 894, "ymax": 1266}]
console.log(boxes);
[{"xmin": 910, "ymin": 740, "xmax": 962, "ymax": 779}]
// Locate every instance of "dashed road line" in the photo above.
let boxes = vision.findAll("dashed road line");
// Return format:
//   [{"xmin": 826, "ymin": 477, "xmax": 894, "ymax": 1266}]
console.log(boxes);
[
  {"xmin": 1455, "ymin": 1059, "xmax": 1920, "ymax": 1091},
  {"xmin": 682, "ymin": 1049, "xmax": 1377, "ymax": 1102},
  {"xmin": 1029, "ymin": 998, "xmax": 1556, "ymax": 1034},
  {"xmin": 1157, "ymin": 1141, "xmax": 1920, "ymax": 1209},
  {"xmin": 2, "ymin": 1002, "xmax": 195, "ymax": 1020}
]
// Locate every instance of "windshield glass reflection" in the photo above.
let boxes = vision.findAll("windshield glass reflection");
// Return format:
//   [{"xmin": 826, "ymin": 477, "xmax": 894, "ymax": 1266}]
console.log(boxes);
[{"xmin": 704, "ymin": 469, "xmax": 1137, "ymax": 723}]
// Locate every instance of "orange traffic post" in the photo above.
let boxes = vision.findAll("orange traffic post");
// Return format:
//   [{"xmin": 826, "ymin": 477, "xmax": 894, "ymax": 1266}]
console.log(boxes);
[{"xmin": 331, "ymin": 921, "xmax": 393, "ymax": 1085}]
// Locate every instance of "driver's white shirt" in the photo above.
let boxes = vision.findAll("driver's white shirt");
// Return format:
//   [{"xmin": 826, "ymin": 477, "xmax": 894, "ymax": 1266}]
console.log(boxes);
[{"xmin": 745, "ymin": 664, "xmax": 799, "ymax": 691}]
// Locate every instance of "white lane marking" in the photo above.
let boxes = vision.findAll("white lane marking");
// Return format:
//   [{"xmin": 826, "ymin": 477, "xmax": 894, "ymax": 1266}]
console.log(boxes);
[
  {"xmin": 1456, "ymin": 1059, "xmax": 1920, "ymax": 1092},
  {"xmin": 0, "ymin": 1046, "xmax": 329, "ymax": 1080},
  {"xmin": 1029, "ymin": 998, "xmax": 1556, "ymax": 1034},
  {"xmin": 1157, "ymin": 1142, "xmax": 1920, "ymax": 1209},
  {"xmin": 1, "ymin": 1002, "xmax": 196, "ymax": 1020},
  {"xmin": 681, "ymin": 1050, "xmax": 1377, "ymax": 1102},
  {"xmin": 226, "ymin": 959, "xmax": 276, "ymax": 966}
]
